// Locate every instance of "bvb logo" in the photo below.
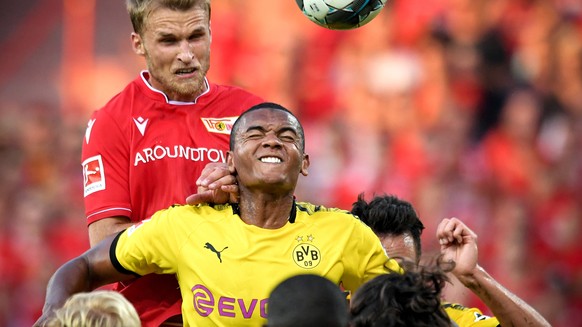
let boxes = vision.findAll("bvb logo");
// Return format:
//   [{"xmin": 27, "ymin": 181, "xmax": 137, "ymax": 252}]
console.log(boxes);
[{"xmin": 292, "ymin": 243, "xmax": 321, "ymax": 269}]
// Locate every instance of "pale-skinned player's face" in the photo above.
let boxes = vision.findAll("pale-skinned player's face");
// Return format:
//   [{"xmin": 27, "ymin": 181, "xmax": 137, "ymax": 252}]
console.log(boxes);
[
  {"xmin": 132, "ymin": 6, "xmax": 211, "ymax": 102},
  {"xmin": 379, "ymin": 232, "xmax": 418, "ymax": 265},
  {"xmin": 228, "ymin": 109, "xmax": 309, "ymax": 194}
]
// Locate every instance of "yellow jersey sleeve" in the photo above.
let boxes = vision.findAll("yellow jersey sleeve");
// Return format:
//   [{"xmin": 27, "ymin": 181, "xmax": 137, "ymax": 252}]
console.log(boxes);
[
  {"xmin": 339, "ymin": 215, "xmax": 401, "ymax": 292},
  {"xmin": 114, "ymin": 205, "xmax": 190, "ymax": 276},
  {"xmin": 443, "ymin": 302, "xmax": 500, "ymax": 327}
]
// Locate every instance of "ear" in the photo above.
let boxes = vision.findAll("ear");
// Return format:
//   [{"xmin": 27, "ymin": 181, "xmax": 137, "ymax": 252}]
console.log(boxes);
[
  {"xmin": 131, "ymin": 32, "xmax": 145, "ymax": 56},
  {"xmin": 300, "ymin": 153, "xmax": 310, "ymax": 176},
  {"xmin": 226, "ymin": 151, "xmax": 236, "ymax": 174}
]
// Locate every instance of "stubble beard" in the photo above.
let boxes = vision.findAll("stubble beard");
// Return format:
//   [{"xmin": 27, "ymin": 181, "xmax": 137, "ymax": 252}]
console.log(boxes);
[
  {"xmin": 168, "ymin": 69, "xmax": 207, "ymax": 100},
  {"xmin": 146, "ymin": 56, "xmax": 210, "ymax": 101}
]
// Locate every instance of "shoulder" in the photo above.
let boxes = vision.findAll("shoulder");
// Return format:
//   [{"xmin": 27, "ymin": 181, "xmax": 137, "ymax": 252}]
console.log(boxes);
[
  {"xmin": 164, "ymin": 203, "xmax": 232, "ymax": 214},
  {"xmin": 124, "ymin": 204, "xmax": 234, "ymax": 240},
  {"xmin": 157, "ymin": 203, "xmax": 235, "ymax": 222},
  {"xmin": 89, "ymin": 79, "xmax": 137, "ymax": 119},
  {"xmin": 295, "ymin": 202, "xmax": 363, "ymax": 227},
  {"xmin": 207, "ymin": 82, "xmax": 263, "ymax": 103},
  {"xmin": 209, "ymin": 82, "xmax": 259, "ymax": 96},
  {"xmin": 442, "ymin": 303, "xmax": 500, "ymax": 327},
  {"xmin": 296, "ymin": 201, "xmax": 352, "ymax": 216}
]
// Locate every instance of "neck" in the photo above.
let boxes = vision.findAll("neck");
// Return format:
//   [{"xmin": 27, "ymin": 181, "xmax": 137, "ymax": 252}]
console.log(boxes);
[
  {"xmin": 143, "ymin": 71, "xmax": 208, "ymax": 102},
  {"xmin": 237, "ymin": 192, "xmax": 295, "ymax": 229}
]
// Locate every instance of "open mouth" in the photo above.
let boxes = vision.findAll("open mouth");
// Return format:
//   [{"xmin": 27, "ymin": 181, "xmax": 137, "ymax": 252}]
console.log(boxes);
[
  {"xmin": 175, "ymin": 67, "xmax": 196, "ymax": 75},
  {"xmin": 260, "ymin": 156, "xmax": 282, "ymax": 164}
]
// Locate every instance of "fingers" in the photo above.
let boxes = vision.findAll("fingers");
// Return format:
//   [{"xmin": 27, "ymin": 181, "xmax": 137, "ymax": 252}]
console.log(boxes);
[
  {"xmin": 186, "ymin": 191, "xmax": 215, "ymax": 205},
  {"xmin": 220, "ymin": 184, "xmax": 239, "ymax": 194},
  {"xmin": 196, "ymin": 163, "xmax": 233, "ymax": 189},
  {"xmin": 188, "ymin": 163, "xmax": 239, "ymax": 205},
  {"xmin": 437, "ymin": 217, "xmax": 477, "ymax": 246},
  {"xmin": 185, "ymin": 182, "xmax": 239, "ymax": 205}
]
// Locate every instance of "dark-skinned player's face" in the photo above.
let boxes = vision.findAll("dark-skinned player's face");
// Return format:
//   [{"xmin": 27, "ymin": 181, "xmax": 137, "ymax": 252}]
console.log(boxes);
[{"xmin": 228, "ymin": 109, "xmax": 309, "ymax": 194}]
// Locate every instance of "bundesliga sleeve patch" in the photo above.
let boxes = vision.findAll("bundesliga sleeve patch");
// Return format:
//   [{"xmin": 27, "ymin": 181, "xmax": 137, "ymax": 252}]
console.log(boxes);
[
  {"xmin": 82, "ymin": 155, "xmax": 106, "ymax": 197},
  {"xmin": 201, "ymin": 116, "xmax": 238, "ymax": 135}
]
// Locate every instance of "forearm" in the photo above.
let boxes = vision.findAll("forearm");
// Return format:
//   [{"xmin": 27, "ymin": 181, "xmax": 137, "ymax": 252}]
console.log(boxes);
[
  {"xmin": 41, "ymin": 257, "xmax": 95, "ymax": 315},
  {"xmin": 35, "ymin": 234, "xmax": 134, "ymax": 327},
  {"xmin": 457, "ymin": 265, "xmax": 551, "ymax": 327},
  {"xmin": 43, "ymin": 234, "xmax": 131, "ymax": 314}
]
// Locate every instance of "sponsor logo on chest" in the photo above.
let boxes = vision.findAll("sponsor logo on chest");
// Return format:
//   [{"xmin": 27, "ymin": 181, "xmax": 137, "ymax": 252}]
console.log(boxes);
[
  {"xmin": 191, "ymin": 284, "xmax": 268, "ymax": 319},
  {"xmin": 134, "ymin": 145, "xmax": 227, "ymax": 166},
  {"xmin": 130, "ymin": 116, "xmax": 232, "ymax": 166}
]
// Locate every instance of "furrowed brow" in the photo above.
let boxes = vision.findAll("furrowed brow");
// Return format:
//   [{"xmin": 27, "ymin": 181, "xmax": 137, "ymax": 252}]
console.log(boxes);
[
  {"xmin": 156, "ymin": 31, "xmax": 176, "ymax": 39},
  {"xmin": 277, "ymin": 127, "xmax": 298, "ymax": 136},
  {"xmin": 245, "ymin": 126, "xmax": 267, "ymax": 133}
]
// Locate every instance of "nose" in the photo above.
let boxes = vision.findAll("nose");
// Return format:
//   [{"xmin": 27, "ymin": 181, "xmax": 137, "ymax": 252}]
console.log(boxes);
[
  {"xmin": 262, "ymin": 132, "xmax": 282, "ymax": 148},
  {"xmin": 177, "ymin": 42, "xmax": 194, "ymax": 63}
]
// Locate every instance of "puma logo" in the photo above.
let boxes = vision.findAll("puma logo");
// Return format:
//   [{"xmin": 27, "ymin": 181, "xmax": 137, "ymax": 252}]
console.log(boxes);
[{"xmin": 204, "ymin": 242, "xmax": 228, "ymax": 263}]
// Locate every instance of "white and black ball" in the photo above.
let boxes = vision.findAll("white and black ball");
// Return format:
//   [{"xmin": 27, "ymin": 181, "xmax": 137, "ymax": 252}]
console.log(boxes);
[{"xmin": 296, "ymin": 0, "xmax": 388, "ymax": 30}]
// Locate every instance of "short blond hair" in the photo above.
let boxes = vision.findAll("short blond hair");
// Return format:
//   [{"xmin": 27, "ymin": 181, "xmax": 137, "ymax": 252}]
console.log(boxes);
[
  {"xmin": 46, "ymin": 291, "xmax": 140, "ymax": 327},
  {"xmin": 126, "ymin": 0, "xmax": 211, "ymax": 34}
]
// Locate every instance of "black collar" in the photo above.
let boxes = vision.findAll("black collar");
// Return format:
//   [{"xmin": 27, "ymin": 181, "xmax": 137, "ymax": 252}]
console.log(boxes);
[{"xmin": 231, "ymin": 198, "xmax": 296, "ymax": 224}]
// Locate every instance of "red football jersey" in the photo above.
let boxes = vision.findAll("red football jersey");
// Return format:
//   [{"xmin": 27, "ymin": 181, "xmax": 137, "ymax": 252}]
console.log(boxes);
[{"xmin": 81, "ymin": 71, "xmax": 263, "ymax": 326}]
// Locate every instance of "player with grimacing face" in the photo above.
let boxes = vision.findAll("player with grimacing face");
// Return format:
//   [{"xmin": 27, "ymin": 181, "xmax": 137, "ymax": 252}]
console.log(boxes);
[
  {"xmin": 38, "ymin": 104, "xmax": 397, "ymax": 326},
  {"xmin": 131, "ymin": 1, "xmax": 210, "ymax": 102}
]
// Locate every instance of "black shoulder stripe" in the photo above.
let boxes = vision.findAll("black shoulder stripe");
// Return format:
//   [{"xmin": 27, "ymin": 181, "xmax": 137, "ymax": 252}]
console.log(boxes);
[
  {"xmin": 289, "ymin": 199, "xmax": 297, "ymax": 223},
  {"xmin": 110, "ymin": 231, "xmax": 141, "ymax": 277}
]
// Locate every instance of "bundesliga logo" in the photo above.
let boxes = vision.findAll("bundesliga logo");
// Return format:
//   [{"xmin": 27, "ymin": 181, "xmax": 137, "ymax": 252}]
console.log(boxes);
[{"xmin": 82, "ymin": 155, "xmax": 106, "ymax": 197}]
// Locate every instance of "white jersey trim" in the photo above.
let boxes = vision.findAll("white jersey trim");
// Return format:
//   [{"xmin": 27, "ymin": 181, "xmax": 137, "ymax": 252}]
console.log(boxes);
[
  {"xmin": 139, "ymin": 70, "xmax": 210, "ymax": 105},
  {"xmin": 87, "ymin": 207, "xmax": 132, "ymax": 220}
]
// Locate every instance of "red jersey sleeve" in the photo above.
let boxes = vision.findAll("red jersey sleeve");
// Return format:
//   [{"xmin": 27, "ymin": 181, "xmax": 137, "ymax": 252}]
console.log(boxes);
[{"xmin": 82, "ymin": 107, "xmax": 132, "ymax": 225}]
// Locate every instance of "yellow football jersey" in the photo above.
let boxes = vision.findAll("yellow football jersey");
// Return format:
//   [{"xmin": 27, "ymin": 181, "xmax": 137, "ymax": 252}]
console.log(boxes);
[
  {"xmin": 443, "ymin": 302, "xmax": 500, "ymax": 327},
  {"xmin": 114, "ymin": 201, "xmax": 399, "ymax": 327}
]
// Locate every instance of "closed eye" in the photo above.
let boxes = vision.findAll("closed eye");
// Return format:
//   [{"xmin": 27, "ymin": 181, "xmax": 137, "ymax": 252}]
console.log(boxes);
[
  {"xmin": 279, "ymin": 130, "xmax": 298, "ymax": 142},
  {"xmin": 189, "ymin": 32, "xmax": 205, "ymax": 41},
  {"xmin": 279, "ymin": 135, "xmax": 296, "ymax": 142},
  {"xmin": 246, "ymin": 132, "xmax": 264, "ymax": 139},
  {"xmin": 157, "ymin": 34, "xmax": 177, "ymax": 45}
]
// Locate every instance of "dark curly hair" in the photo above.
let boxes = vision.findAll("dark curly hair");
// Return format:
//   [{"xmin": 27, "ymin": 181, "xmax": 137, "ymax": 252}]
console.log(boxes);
[
  {"xmin": 350, "ymin": 263, "xmax": 453, "ymax": 327},
  {"xmin": 351, "ymin": 193, "xmax": 425, "ymax": 263}
]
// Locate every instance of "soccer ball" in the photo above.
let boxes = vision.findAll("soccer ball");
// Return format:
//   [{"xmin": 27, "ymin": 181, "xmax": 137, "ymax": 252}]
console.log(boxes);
[{"xmin": 295, "ymin": 0, "xmax": 388, "ymax": 30}]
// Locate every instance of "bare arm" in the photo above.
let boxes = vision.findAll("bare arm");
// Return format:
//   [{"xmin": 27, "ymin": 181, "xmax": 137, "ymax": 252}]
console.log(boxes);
[
  {"xmin": 34, "ymin": 233, "xmax": 136, "ymax": 326},
  {"xmin": 88, "ymin": 216, "xmax": 133, "ymax": 247},
  {"xmin": 437, "ymin": 217, "xmax": 551, "ymax": 327}
]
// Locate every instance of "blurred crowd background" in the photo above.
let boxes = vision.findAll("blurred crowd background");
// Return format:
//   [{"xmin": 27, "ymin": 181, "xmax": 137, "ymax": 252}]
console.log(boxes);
[{"xmin": 1, "ymin": 0, "xmax": 581, "ymax": 326}]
